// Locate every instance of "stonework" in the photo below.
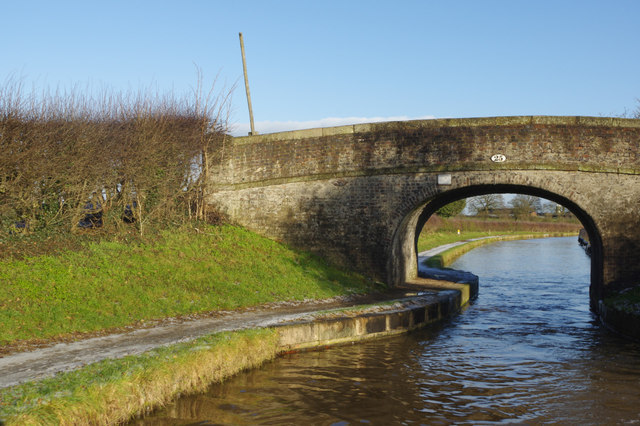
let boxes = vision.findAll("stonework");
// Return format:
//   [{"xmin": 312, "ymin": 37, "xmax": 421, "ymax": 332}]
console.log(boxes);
[{"xmin": 207, "ymin": 116, "xmax": 640, "ymax": 310}]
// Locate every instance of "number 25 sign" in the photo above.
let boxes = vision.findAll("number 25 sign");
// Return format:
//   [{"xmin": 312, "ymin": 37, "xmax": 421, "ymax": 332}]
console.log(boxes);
[{"xmin": 491, "ymin": 154, "xmax": 506, "ymax": 163}]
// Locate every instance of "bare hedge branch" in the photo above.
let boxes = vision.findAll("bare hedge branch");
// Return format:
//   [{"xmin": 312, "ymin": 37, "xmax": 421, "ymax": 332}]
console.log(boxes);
[{"xmin": 0, "ymin": 75, "xmax": 231, "ymax": 237}]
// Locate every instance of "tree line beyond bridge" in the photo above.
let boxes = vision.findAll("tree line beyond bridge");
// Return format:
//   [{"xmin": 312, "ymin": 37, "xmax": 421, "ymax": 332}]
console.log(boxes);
[{"xmin": 207, "ymin": 116, "xmax": 640, "ymax": 311}]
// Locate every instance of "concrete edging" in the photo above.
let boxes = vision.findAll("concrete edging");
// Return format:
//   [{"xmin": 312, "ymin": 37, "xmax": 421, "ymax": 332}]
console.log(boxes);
[{"xmin": 274, "ymin": 282, "xmax": 478, "ymax": 353}]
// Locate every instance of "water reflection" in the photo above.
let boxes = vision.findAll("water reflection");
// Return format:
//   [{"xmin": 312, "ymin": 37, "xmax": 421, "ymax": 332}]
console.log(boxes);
[{"xmin": 133, "ymin": 238, "xmax": 640, "ymax": 425}]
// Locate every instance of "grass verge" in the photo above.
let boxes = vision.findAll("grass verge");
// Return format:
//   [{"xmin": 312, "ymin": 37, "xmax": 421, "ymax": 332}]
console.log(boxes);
[
  {"xmin": 416, "ymin": 230, "xmax": 562, "ymax": 253},
  {"xmin": 418, "ymin": 215, "xmax": 581, "ymax": 253},
  {"xmin": 0, "ymin": 223, "xmax": 381, "ymax": 347},
  {"xmin": 0, "ymin": 328, "xmax": 279, "ymax": 425},
  {"xmin": 422, "ymin": 233, "xmax": 577, "ymax": 268}
]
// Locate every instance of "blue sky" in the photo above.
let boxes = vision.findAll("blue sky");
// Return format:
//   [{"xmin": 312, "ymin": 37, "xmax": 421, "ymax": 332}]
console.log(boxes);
[{"xmin": 3, "ymin": 0, "xmax": 639, "ymax": 135}]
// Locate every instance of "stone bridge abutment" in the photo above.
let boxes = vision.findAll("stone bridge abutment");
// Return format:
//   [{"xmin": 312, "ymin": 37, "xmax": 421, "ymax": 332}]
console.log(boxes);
[{"xmin": 207, "ymin": 116, "xmax": 640, "ymax": 311}]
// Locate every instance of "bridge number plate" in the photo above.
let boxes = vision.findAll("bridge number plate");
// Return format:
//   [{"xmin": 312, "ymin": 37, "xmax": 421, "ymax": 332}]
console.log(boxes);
[
  {"xmin": 491, "ymin": 154, "xmax": 507, "ymax": 163},
  {"xmin": 437, "ymin": 173, "xmax": 452, "ymax": 185}
]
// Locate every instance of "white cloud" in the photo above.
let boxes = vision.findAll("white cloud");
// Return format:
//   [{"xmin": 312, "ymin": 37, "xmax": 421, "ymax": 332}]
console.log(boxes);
[{"xmin": 229, "ymin": 115, "xmax": 437, "ymax": 136}]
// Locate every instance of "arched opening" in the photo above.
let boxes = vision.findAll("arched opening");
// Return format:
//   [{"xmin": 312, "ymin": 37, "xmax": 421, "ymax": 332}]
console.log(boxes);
[{"xmin": 389, "ymin": 184, "xmax": 603, "ymax": 310}]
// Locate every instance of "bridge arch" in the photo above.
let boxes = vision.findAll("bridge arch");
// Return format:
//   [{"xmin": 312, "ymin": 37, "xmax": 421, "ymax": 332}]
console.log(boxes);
[
  {"xmin": 389, "ymin": 182, "xmax": 603, "ymax": 307},
  {"xmin": 208, "ymin": 116, "xmax": 640, "ymax": 311}
]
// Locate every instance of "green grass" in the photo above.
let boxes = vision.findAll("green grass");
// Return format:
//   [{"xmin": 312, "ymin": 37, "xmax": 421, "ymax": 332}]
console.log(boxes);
[
  {"xmin": 0, "ymin": 328, "xmax": 279, "ymax": 425},
  {"xmin": 417, "ymin": 230, "xmax": 556, "ymax": 253},
  {"xmin": 417, "ymin": 216, "xmax": 580, "ymax": 253},
  {"xmin": 421, "ymin": 232, "xmax": 576, "ymax": 268},
  {"xmin": 0, "ymin": 224, "xmax": 380, "ymax": 345}
]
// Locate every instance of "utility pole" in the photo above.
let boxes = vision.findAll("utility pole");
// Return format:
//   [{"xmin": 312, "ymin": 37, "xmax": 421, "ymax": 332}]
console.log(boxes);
[{"xmin": 239, "ymin": 32, "xmax": 257, "ymax": 135}]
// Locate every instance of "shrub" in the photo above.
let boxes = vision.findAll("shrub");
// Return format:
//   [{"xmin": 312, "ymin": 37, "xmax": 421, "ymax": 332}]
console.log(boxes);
[{"xmin": 0, "ymin": 75, "xmax": 231, "ymax": 238}]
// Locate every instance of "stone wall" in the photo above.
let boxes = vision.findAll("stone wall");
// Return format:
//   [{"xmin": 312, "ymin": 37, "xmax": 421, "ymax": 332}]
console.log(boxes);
[{"xmin": 212, "ymin": 116, "xmax": 640, "ymax": 189}]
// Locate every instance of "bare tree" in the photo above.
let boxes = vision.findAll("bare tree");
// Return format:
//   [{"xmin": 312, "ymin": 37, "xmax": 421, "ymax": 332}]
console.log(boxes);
[
  {"xmin": 621, "ymin": 98, "xmax": 640, "ymax": 119},
  {"xmin": 541, "ymin": 200, "xmax": 557, "ymax": 216},
  {"xmin": 468, "ymin": 194, "xmax": 504, "ymax": 216},
  {"xmin": 510, "ymin": 194, "xmax": 542, "ymax": 220}
]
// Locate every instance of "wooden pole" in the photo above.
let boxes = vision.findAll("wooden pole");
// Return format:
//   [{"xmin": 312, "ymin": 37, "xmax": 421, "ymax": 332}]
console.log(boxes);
[{"xmin": 239, "ymin": 32, "xmax": 256, "ymax": 135}]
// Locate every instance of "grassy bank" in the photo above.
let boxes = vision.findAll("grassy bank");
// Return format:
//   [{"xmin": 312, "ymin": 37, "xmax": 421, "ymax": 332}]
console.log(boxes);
[
  {"xmin": 0, "ymin": 223, "xmax": 384, "ymax": 425},
  {"xmin": 422, "ymin": 232, "xmax": 577, "ymax": 268},
  {"xmin": 0, "ymin": 224, "xmax": 380, "ymax": 348},
  {"xmin": 0, "ymin": 329, "xmax": 279, "ymax": 425},
  {"xmin": 417, "ymin": 230, "xmax": 563, "ymax": 253},
  {"xmin": 418, "ymin": 215, "xmax": 581, "ymax": 253}
]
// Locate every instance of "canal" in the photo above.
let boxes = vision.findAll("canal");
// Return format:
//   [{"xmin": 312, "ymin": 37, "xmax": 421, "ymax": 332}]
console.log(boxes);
[{"xmin": 132, "ymin": 237, "xmax": 640, "ymax": 424}]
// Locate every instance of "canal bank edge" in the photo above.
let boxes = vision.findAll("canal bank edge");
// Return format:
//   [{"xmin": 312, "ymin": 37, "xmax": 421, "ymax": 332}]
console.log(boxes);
[
  {"xmin": 422, "ymin": 232, "xmax": 640, "ymax": 342},
  {"xmin": 0, "ymin": 277, "xmax": 478, "ymax": 425},
  {"xmin": 421, "ymin": 232, "xmax": 578, "ymax": 269},
  {"xmin": 598, "ymin": 298, "xmax": 640, "ymax": 341},
  {"xmin": 275, "ymin": 278, "xmax": 478, "ymax": 353}
]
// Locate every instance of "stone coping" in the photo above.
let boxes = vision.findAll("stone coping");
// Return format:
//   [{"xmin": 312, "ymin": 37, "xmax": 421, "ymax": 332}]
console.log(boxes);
[
  {"xmin": 232, "ymin": 116, "xmax": 640, "ymax": 144},
  {"xmin": 274, "ymin": 280, "xmax": 477, "ymax": 353}
]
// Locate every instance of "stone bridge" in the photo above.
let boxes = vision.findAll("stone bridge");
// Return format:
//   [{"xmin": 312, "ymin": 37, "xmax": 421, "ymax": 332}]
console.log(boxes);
[{"xmin": 207, "ymin": 116, "xmax": 640, "ymax": 310}]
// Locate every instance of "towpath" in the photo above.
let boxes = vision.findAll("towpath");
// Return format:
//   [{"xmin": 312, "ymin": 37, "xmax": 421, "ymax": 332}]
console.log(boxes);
[
  {"xmin": 418, "ymin": 235, "xmax": 505, "ymax": 259},
  {"xmin": 0, "ymin": 238, "xmax": 486, "ymax": 389},
  {"xmin": 417, "ymin": 235, "xmax": 500, "ymax": 282},
  {"xmin": 0, "ymin": 289, "xmax": 443, "ymax": 389}
]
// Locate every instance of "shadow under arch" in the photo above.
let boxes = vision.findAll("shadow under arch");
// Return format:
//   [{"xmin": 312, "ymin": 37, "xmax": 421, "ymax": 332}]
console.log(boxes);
[{"xmin": 391, "ymin": 184, "xmax": 603, "ymax": 311}]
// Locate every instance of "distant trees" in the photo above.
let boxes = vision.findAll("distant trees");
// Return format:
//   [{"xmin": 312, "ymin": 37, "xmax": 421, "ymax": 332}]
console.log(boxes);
[
  {"xmin": 467, "ymin": 194, "xmax": 504, "ymax": 216},
  {"xmin": 436, "ymin": 198, "xmax": 466, "ymax": 218},
  {"xmin": 621, "ymin": 99, "xmax": 640, "ymax": 118},
  {"xmin": 464, "ymin": 194, "xmax": 573, "ymax": 219},
  {"xmin": 510, "ymin": 194, "xmax": 542, "ymax": 220},
  {"xmin": 540, "ymin": 200, "xmax": 571, "ymax": 217},
  {"xmin": 630, "ymin": 99, "xmax": 640, "ymax": 118},
  {"xmin": 541, "ymin": 201, "xmax": 557, "ymax": 216}
]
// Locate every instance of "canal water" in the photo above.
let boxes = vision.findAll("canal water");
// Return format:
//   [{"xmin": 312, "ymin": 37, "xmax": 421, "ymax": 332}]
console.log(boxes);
[{"xmin": 132, "ymin": 237, "xmax": 640, "ymax": 425}]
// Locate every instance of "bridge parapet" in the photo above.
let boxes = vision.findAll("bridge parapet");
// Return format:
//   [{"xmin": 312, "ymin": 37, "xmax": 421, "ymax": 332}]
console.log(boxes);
[{"xmin": 214, "ymin": 116, "xmax": 640, "ymax": 189}]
